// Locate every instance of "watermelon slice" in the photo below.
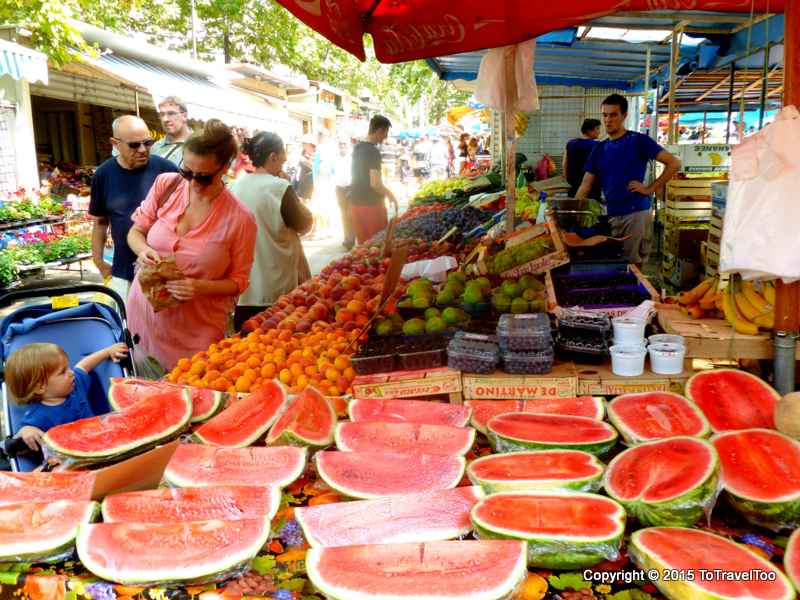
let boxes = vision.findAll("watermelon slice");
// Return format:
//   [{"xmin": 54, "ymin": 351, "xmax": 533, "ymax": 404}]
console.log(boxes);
[
  {"xmin": 467, "ymin": 450, "xmax": 604, "ymax": 494},
  {"xmin": 349, "ymin": 398, "xmax": 471, "ymax": 427},
  {"xmin": 102, "ymin": 485, "xmax": 280, "ymax": 523},
  {"xmin": 0, "ymin": 500, "xmax": 97, "ymax": 562},
  {"xmin": 306, "ymin": 540, "xmax": 528, "ymax": 600},
  {"xmin": 786, "ymin": 529, "xmax": 800, "ymax": 592},
  {"xmin": 194, "ymin": 379, "xmax": 287, "ymax": 447},
  {"xmin": 607, "ymin": 391, "xmax": 711, "ymax": 444},
  {"xmin": 0, "ymin": 472, "xmax": 95, "ymax": 506},
  {"xmin": 712, "ymin": 429, "xmax": 800, "ymax": 529},
  {"xmin": 315, "ymin": 451, "xmax": 465, "ymax": 499},
  {"xmin": 43, "ymin": 389, "xmax": 191, "ymax": 460},
  {"xmin": 630, "ymin": 527, "xmax": 796, "ymax": 600},
  {"xmin": 266, "ymin": 386, "xmax": 336, "ymax": 447},
  {"xmin": 77, "ymin": 518, "xmax": 270, "ymax": 585},
  {"xmin": 487, "ymin": 412, "xmax": 618, "ymax": 455},
  {"xmin": 109, "ymin": 378, "xmax": 226, "ymax": 423},
  {"xmin": 295, "ymin": 486, "xmax": 484, "ymax": 548},
  {"xmin": 335, "ymin": 421, "xmax": 475, "ymax": 456},
  {"xmin": 686, "ymin": 368, "xmax": 780, "ymax": 432},
  {"xmin": 603, "ymin": 437, "xmax": 719, "ymax": 527},
  {"xmin": 467, "ymin": 397, "xmax": 605, "ymax": 434},
  {"xmin": 471, "ymin": 491, "xmax": 626, "ymax": 569},
  {"xmin": 164, "ymin": 443, "xmax": 307, "ymax": 489}
]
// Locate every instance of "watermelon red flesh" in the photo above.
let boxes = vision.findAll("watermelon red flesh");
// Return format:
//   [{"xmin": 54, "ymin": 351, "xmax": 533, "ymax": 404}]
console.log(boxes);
[
  {"xmin": 164, "ymin": 443, "xmax": 307, "ymax": 489},
  {"xmin": 607, "ymin": 392, "xmax": 710, "ymax": 443},
  {"xmin": 315, "ymin": 451, "xmax": 465, "ymax": 499},
  {"xmin": 335, "ymin": 422, "xmax": 475, "ymax": 456},
  {"xmin": 77, "ymin": 518, "xmax": 270, "ymax": 585},
  {"xmin": 194, "ymin": 380, "xmax": 287, "ymax": 447},
  {"xmin": 266, "ymin": 386, "xmax": 335, "ymax": 447},
  {"xmin": 349, "ymin": 398, "xmax": 471, "ymax": 427},
  {"xmin": 44, "ymin": 389, "xmax": 191, "ymax": 458},
  {"xmin": 0, "ymin": 472, "xmax": 95, "ymax": 506},
  {"xmin": 467, "ymin": 450, "xmax": 604, "ymax": 493},
  {"xmin": 630, "ymin": 527, "xmax": 795, "ymax": 600},
  {"xmin": 295, "ymin": 486, "xmax": 484, "ymax": 548},
  {"xmin": 467, "ymin": 398, "xmax": 605, "ymax": 434},
  {"xmin": 0, "ymin": 500, "xmax": 97, "ymax": 561},
  {"xmin": 109, "ymin": 378, "xmax": 224, "ymax": 423},
  {"xmin": 686, "ymin": 368, "xmax": 779, "ymax": 431},
  {"xmin": 488, "ymin": 412, "xmax": 617, "ymax": 454},
  {"xmin": 786, "ymin": 529, "xmax": 800, "ymax": 592},
  {"xmin": 306, "ymin": 540, "xmax": 528, "ymax": 600},
  {"xmin": 101, "ymin": 485, "xmax": 280, "ymax": 524}
]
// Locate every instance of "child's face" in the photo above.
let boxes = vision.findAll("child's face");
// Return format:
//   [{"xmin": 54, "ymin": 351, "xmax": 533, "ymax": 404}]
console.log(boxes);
[{"xmin": 42, "ymin": 356, "xmax": 75, "ymax": 398}]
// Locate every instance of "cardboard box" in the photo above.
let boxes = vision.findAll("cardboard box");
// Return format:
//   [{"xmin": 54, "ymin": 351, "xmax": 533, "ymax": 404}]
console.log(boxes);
[
  {"xmin": 353, "ymin": 368, "xmax": 462, "ymax": 402},
  {"xmin": 576, "ymin": 361, "xmax": 693, "ymax": 396},
  {"xmin": 87, "ymin": 440, "xmax": 179, "ymax": 500},
  {"xmin": 462, "ymin": 362, "xmax": 578, "ymax": 399}
]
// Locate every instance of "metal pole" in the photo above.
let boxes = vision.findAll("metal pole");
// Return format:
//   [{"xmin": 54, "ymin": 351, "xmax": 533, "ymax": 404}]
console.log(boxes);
[
  {"xmin": 725, "ymin": 63, "xmax": 736, "ymax": 144},
  {"xmin": 503, "ymin": 46, "xmax": 517, "ymax": 234},
  {"xmin": 667, "ymin": 29, "xmax": 679, "ymax": 144},
  {"xmin": 701, "ymin": 111, "xmax": 707, "ymax": 142},
  {"xmin": 775, "ymin": 332, "xmax": 797, "ymax": 395},
  {"xmin": 759, "ymin": 43, "xmax": 770, "ymax": 129}
]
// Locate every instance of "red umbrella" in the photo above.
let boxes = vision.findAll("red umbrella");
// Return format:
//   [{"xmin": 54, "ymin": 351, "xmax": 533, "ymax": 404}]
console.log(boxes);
[{"xmin": 275, "ymin": 0, "xmax": 783, "ymax": 63}]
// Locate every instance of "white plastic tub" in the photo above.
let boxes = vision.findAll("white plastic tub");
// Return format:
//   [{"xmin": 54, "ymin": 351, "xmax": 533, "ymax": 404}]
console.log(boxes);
[
  {"xmin": 612, "ymin": 317, "xmax": 646, "ymax": 346},
  {"xmin": 610, "ymin": 344, "xmax": 647, "ymax": 377},
  {"xmin": 648, "ymin": 342, "xmax": 686, "ymax": 375},
  {"xmin": 648, "ymin": 334, "xmax": 685, "ymax": 347}
]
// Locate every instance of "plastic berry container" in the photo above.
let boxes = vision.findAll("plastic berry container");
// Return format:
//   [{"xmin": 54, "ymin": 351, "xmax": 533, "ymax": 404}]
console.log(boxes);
[
  {"xmin": 557, "ymin": 308, "xmax": 612, "ymax": 333},
  {"xmin": 447, "ymin": 333, "xmax": 499, "ymax": 374},
  {"xmin": 350, "ymin": 352, "xmax": 396, "ymax": 375},
  {"xmin": 398, "ymin": 347, "xmax": 448, "ymax": 371},
  {"xmin": 502, "ymin": 349, "xmax": 554, "ymax": 375},
  {"xmin": 496, "ymin": 313, "xmax": 552, "ymax": 352}
]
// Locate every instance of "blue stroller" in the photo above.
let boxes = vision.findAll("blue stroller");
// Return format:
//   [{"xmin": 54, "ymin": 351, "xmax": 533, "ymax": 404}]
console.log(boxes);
[{"xmin": 0, "ymin": 284, "xmax": 136, "ymax": 471}]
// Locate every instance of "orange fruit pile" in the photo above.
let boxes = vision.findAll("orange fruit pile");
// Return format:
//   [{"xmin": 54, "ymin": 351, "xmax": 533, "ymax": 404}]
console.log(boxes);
[{"xmin": 167, "ymin": 322, "xmax": 358, "ymax": 396}]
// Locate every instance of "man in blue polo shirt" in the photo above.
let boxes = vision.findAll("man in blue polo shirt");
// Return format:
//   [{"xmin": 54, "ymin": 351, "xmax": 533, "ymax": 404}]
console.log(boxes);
[{"xmin": 576, "ymin": 94, "xmax": 681, "ymax": 265}]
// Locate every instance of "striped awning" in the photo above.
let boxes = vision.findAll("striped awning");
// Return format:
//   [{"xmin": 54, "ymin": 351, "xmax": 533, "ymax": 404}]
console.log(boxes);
[{"xmin": 0, "ymin": 39, "xmax": 48, "ymax": 84}]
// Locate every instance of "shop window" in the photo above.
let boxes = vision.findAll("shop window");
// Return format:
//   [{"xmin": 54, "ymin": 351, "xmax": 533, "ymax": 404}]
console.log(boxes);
[{"xmin": 0, "ymin": 105, "xmax": 16, "ymax": 193}]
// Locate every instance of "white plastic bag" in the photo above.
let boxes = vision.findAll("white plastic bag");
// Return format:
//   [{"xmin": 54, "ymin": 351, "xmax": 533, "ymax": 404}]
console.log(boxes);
[
  {"xmin": 475, "ymin": 39, "xmax": 539, "ymax": 113},
  {"xmin": 401, "ymin": 256, "xmax": 458, "ymax": 283}
]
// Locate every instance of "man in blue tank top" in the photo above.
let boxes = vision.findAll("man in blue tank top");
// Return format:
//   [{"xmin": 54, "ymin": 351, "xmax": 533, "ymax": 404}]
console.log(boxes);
[{"xmin": 576, "ymin": 94, "xmax": 681, "ymax": 265}]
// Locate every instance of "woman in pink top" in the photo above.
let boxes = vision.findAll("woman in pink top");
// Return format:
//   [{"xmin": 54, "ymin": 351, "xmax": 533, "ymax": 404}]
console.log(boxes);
[{"xmin": 126, "ymin": 120, "xmax": 256, "ymax": 371}]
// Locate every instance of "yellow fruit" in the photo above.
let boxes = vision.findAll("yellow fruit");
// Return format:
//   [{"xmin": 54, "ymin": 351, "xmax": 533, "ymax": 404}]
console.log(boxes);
[
  {"xmin": 724, "ymin": 285, "xmax": 759, "ymax": 335},
  {"xmin": 733, "ymin": 287, "xmax": 761, "ymax": 322},
  {"xmin": 678, "ymin": 278, "xmax": 714, "ymax": 306},
  {"xmin": 698, "ymin": 278, "xmax": 719, "ymax": 310},
  {"xmin": 763, "ymin": 280, "xmax": 777, "ymax": 305},
  {"xmin": 742, "ymin": 281, "xmax": 773, "ymax": 316}
]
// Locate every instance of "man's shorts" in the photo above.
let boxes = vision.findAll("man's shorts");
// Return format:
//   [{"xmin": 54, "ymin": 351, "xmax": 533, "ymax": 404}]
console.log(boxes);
[{"xmin": 609, "ymin": 209, "xmax": 653, "ymax": 264}]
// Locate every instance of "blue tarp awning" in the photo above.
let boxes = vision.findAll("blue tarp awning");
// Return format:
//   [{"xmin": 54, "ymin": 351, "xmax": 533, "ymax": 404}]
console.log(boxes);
[{"xmin": 0, "ymin": 39, "xmax": 48, "ymax": 85}]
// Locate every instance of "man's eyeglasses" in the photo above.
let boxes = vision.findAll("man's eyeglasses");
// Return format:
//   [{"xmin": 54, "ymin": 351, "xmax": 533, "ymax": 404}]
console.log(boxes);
[
  {"xmin": 159, "ymin": 111, "xmax": 184, "ymax": 118},
  {"xmin": 112, "ymin": 138, "xmax": 155, "ymax": 150},
  {"xmin": 179, "ymin": 167, "xmax": 217, "ymax": 186}
]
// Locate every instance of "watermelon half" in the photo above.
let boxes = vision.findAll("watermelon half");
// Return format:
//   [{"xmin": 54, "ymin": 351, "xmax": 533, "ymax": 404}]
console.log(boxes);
[
  {"xmin": 712, "ymin": 429, "xmax": 800, "ymax": 529},
  {"xmin": 349, "ymin": 398, "xmax": 471, "ymax": 427},
  {"xmin": 77, "ymin": 518, "xmax": 270, "ymax": 585},
  {"xmin": 102, "ymin": 485, "xmax": 280, "ymax": 523},
  {"xmin": 786, "ymin": 528, "xmax": 800, "ymax": 592},
  {"xmin": 471, "ymin": 491, "xmax": 626, "ymax": 569},
  {"xmin": 607, "ymin": 391, "xmax": 711, "ymax": 444},
  {"xmin": 266, "ymin": 385, "xmax": 336, "ymax": 447},
  {"xmin": 43, "ymin": 389, "xmax": 191, "ymax": 460},
  {"xmin": 164, "ymin": 443, "xmax": 307, "ymax": 489},
  {"xmin": 467, "ymin": 397, "xmax": 605, "ymax": 435},
  {"xmin": 630, "ymin": 527, "xmax": 796, "ymax": 600},
  {"xmin": 315, "ymin": 451, "xmax": 465, "ymax": 499},
  {"xmin": 603, "ymin": 437, "xmax": 719, "ymax": 527},
  {"xmin": 487, "ymin": 412, "xmax": 618, "ymax": 455},
  {"xmin": 0, "ymin": 500, "xmax": 98, "ymax": 562},
  {"xmin": 194, "ymin": 379, "xmax": 287, "ymax": 447},
  {"xmin": 686, "ymin": 368, "xmax": 780, "ymax": 432},
  {"xmin": 306, "ymin": 540, "xmax": 528, "ymax": 600},
  {"xmin": 295, "ymin": 486, "xmax": 483, "ymax": 548},
  {"xmin": 109, "ymin": 377, "xmax": 225, "ymax": 423},
  {"xmin": 467, "ymin": 450, "xmax": 604, "ymax": 494},
  {"xmin": 335, "ymin": 421, "xmax": 475, "ymax": 456},
  {"xmin": 0, "ymin": 472, "xmax": 95, "ymax": 506}
]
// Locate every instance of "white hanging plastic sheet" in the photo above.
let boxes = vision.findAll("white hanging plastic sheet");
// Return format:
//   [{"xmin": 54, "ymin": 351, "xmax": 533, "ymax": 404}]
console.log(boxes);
[{"xmin": 474, "ymin": 39, "xmax": 539, "ymax": 113}]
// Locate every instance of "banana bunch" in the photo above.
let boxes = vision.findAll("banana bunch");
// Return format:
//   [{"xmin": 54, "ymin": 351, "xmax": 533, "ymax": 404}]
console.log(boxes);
[
  {"xmin": 677, "ymin": 277, "xmax": 723, "ymax": 320},
  {"xmin": 678, "ymin": 275, "xmax": 775, "ymax": 335},
  {"xmin": 514, "ymin": 112, "xmax": 529, "ymax": 137}
]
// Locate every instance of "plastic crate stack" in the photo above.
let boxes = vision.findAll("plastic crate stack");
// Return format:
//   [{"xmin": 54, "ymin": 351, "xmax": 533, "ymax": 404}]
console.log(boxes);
[
  {"xmin": 555, "ymin": 309, "xmax": 612, "ymax": 364},
  {"xmin": 496, "ymin": 313, "xmax": 554, "ymax": 374},
  {"xmin": 706, "ymin": 181, "xmax": 728, "ymax": 280}
]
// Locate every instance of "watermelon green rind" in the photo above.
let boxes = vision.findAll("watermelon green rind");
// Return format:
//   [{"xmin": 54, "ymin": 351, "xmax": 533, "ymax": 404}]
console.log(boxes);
[
  {"xmin": 603, "ymin": 437, "xmax": 720, "ymax": 528},
  {"xmin": 76, "ymin": 518, "xmax": 271, "ymax": 585},
  {"xmin": 334, "ymin": 422, "xmax": 476, "ymax": 456},
  {"xmin": 487, "ymin": 413, "xmax": 618, "ymax": 456},
  {"xmin": 712, "ymin": 428, "xmax": 800, "ymax": 529},
  {"xmin": 0, "ymin": 500, "xmax": 98, "ymax": 563},
  {"xmin": 629, "ymin": 527, "xmax": 796, "ymax": 600},
  {"xmin": 467, "ymin": 450, "xmax": 604, "ymax": 494},
  {"xmin": 266, "ymin": 386, "xmax": 336, "ymax": 447},
  {"xmin": 44, "ymin": 390, "xmax": 192, "ymax": 459},
  {"xmin": 786, "ymin": 529, "xmax": 800, "ymax": 592},
  {"xmin": 471, "ymin": 491, "xmax": 626, "ymax": 570},
  {"xmin": 607, "ymin": 392, "xmax": 711, "ymax": 444},
  {"xmin": 306, "ymin": 540, "xmax": 529, "ymax": 600},
  {"xmin": 189, "ymin": 390, "xmax": 226, "ymax": 423}
]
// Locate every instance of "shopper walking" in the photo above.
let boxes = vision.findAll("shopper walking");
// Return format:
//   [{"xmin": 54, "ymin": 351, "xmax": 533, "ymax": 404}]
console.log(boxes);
[
  {"xmin": 230, "ymin": 132, "xmax": 313, "ymax": 330},
  {"xmin": 126, "ymin": 119, "xmax": 256, "ymax": 371},
  {"xmin": 334, "ymin": 140, "xmax": 354, "ymax": 249},
  {"xmin": 151, "ymin": 96, "xmax": 192, "ymax": 167},
  {"xmin": 89, "ymin": 115, "xmax": 178, "ymax": 301}
]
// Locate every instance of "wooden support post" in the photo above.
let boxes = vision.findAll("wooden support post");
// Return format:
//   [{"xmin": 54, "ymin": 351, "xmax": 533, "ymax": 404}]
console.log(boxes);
[
  {"xmin": 667, "ymin": 28, "xmax": 679, "ymax": 144},
  {"xmin": 504, "ymin": 46, "xmax": 518, "ymax": 234},
  {"xmin": 726, "ymin": 63, "xmax": 736, "ymax": 143}
]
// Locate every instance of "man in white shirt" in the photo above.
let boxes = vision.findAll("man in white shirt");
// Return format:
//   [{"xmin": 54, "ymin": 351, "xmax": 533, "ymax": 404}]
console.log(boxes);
[{"xmin": 334, "ymin": 139, "xmax": 354, "ymax": 249}]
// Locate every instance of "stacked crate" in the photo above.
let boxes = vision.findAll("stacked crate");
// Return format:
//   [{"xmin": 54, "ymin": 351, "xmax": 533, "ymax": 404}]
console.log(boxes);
[{"xmin": 705, "ymin": 181, "xmax": 729, "ymax": 280}]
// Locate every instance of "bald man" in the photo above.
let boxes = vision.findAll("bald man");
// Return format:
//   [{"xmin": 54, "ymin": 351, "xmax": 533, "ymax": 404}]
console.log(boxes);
[{"xmin": 89, "ymin": 115, "xmax": 178, "ymax": 299}]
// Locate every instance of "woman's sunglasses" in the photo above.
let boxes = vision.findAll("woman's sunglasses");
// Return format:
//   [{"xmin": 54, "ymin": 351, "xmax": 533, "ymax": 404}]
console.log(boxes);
[
  {"xmin": 113, "ymin": 138, "xmax": 155, "ymax": 150},
  {"xmin": 179, "ymin": 167, "xmax": 218, "ymax": 186}
]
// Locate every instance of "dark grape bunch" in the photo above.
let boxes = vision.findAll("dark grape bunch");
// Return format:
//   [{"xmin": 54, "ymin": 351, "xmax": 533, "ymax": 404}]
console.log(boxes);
[{"xmin": 372, "ymin": 207, "xmax": 494, "ymax": 244}]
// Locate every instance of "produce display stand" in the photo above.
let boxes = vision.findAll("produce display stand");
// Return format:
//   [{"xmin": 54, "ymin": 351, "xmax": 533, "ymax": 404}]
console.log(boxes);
[
  {"xmin": 351, "ymin": 367, "xmax": 463, "ymax": 404},
  {"xmin": 461, "ymin": 361, "xmax": 577, "ymax": 400},
  {"xmin": 575, "ymin": 360, "xmax": 694, "ymax": 395}
]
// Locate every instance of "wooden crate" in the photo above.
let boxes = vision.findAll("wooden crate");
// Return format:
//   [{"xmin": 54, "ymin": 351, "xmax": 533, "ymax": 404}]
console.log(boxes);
[
  {"xmin": 478, "ymin": 220, "xmax": 570, "ymax": 278},
  {"xmin": 575, "ymin": 361, "xmax": 694, "ymax": 395},
  {"xmin": 352, "ymin": 368, "xmax": 463, "ymax": 404},
  {"xmin": 461, "ymin": 362, "xmax": 578, "ymax": 400}
]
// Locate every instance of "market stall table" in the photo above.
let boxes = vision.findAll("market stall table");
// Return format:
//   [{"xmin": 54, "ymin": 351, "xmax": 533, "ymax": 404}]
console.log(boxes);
[{"xmin": 575, "ymin": 359, "xmax": 694, "ymax": 395}]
